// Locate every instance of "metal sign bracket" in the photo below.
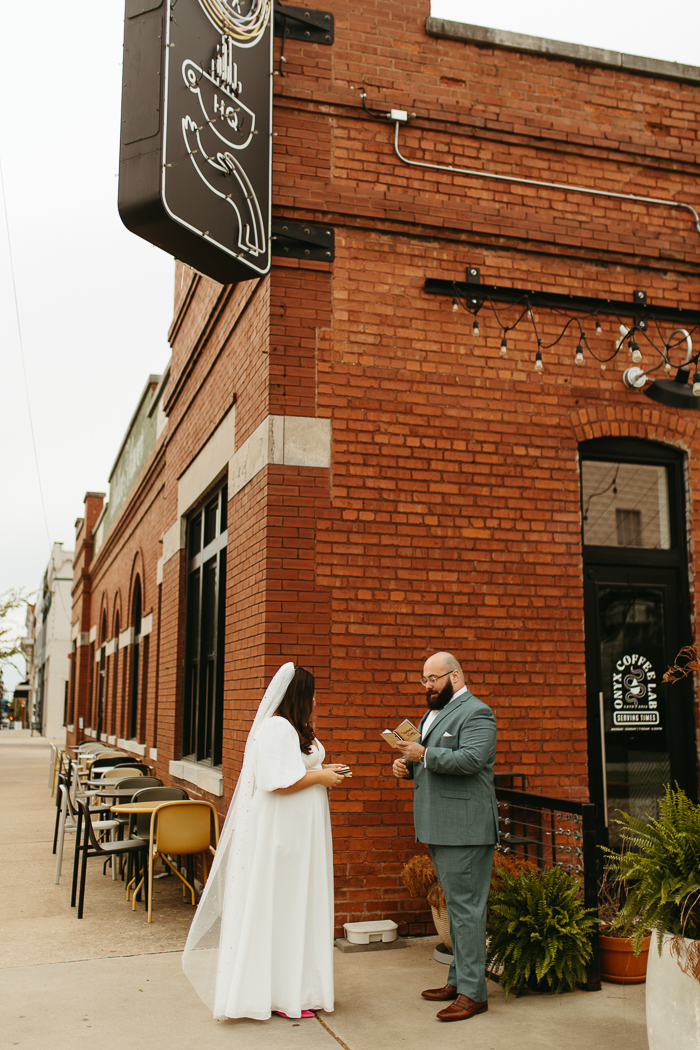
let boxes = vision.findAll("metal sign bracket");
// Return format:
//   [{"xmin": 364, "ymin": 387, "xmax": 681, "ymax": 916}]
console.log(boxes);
[
  {"xmin": 273, "ymin": 5, "xmax": 334, "ymax": 44},
  {"xmin": 271, "ymin": 220, "xmax": 335, "ymax": 261}
]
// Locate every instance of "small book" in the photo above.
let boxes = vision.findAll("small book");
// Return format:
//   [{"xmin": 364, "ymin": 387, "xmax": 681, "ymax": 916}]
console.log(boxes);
[{"xmin": 380, "ymin": 719, "xmax": 421, "ymax": 749}]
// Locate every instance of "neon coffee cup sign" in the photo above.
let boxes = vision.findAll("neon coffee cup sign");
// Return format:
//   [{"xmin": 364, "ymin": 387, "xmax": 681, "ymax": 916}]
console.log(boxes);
[{"xmin": 118, "ymin": 0, "xmax": 273, "ymax": 285}]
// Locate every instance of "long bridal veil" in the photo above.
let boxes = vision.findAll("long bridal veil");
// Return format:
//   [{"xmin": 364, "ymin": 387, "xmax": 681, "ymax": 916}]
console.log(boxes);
[{"xmin": 182, "ymin": 662, "xmax": 296, "ymax": 1013}]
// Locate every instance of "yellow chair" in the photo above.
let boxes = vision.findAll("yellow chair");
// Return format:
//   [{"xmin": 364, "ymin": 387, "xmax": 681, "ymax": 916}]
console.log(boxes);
[{"xmin": 142, "ymin": 801, "xmax": 219, "ymax": 923}]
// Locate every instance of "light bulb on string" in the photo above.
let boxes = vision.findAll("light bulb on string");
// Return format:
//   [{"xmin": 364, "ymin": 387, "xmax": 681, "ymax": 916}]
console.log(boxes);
[
  {"xmin": 693, "ymin": 371, "xmax": 700, "ymax": 397},
  {"xmin": 575, "ymin": 344, "xmax": 584, "ymax": 365},
  {"xmin": 595, "ymin": 320, "xmax": 603, "ymax": 337},
  {"xmin": 534, "ymin": 349, "xmax": 543, "ymax": 373},
  {"xmin": 665, "ymin": 359, "xmax": 672, "ymax": 372},
  {"xmin": 472, "ymin": 319, "xmax": 479, "ymax": 337},
  {"xmin": 452, "ymin": 297, "xmax": 459, "ymax": 313},
  {"xmin": 500, "ymin": 335, "xmax": 507, "ymax": 357},
  {"xmin": 630, "ymin": 339, "xmax": 642, "ymax": 364},
  {"xmin": 600, "ymin": 363, "xmax": 606, "ymax": 371}
]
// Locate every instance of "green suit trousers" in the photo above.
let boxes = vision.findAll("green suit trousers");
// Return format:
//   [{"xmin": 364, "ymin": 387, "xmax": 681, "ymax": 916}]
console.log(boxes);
[{"xmin": 429, "ymin": 842, "xmax": 495, "ymax": 1002}]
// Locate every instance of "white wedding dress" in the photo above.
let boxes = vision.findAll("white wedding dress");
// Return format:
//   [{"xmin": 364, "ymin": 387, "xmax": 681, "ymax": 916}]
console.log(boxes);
[{"xmin": 184, "ymin": 708, "xmax": 335, "ymax": 1020}]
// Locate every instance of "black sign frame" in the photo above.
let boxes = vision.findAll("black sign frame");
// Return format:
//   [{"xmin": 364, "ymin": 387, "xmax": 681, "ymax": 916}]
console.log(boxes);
[{"xmin": 118, "ymin": 0, "xmax": 273, "ymax": 285}]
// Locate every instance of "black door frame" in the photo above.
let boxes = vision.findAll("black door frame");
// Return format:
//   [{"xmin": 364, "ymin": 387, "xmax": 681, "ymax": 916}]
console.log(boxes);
[{"xmin": 580, "ymin": 437, "xmax": 698, "ymax": 845}]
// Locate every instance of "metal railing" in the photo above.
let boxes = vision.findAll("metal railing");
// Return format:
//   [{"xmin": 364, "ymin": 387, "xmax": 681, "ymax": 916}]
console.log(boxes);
[{"xmin": 494, "ymin": 786, "xmax": 601, "ymax": 991}]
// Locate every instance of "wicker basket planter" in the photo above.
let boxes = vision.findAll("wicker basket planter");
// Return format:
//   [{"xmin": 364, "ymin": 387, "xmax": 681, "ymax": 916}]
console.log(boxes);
[{"xmin": 431, "ymin": 904, "xmax": 452, "ymax": 952}]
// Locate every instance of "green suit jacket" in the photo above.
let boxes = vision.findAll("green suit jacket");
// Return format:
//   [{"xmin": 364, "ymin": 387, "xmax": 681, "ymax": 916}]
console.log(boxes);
[{"xmin": 407, "ymin": 689, "xmax": 499, "ymax": 846}]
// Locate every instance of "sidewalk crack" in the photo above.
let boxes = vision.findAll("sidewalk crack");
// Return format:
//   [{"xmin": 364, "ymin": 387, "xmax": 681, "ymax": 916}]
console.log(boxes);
[{"xmin": 315, "ymin": 1013, "xmax": 353, "ymax": 1050}]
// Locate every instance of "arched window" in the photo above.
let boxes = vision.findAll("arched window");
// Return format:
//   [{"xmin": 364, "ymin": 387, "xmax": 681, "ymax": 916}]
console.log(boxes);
[
  {"xmin": 97, "ymin": 613, "xmax": 107, "ymax": 741},
  {"xmin": 112, "ymin": 612, "xmax": 120, "ymax": 739},
  {"xmin": 129, "ymin": 578, "xmax": 142, "ymax": 740}
]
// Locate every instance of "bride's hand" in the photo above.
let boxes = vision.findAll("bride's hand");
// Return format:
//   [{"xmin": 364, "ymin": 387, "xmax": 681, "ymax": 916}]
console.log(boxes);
[{"xmin": 319, "ymin": 768, "xmax": 345, "ymax": 788}]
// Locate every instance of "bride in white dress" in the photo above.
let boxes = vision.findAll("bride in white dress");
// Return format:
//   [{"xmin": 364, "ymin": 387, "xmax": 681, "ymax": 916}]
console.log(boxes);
[{"xmin": 183, "ymin": 664, "xmax": 346, "ymax": 1020}]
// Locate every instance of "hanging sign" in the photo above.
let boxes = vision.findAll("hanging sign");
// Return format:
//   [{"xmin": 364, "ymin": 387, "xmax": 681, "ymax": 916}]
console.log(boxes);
[
  {"xmin": 611, "ymin": 653, "xmax": 661, "ymax": 731},
  {"xmin": 118, "ymin": 0, "xmax": 273, "ymax": 285}
]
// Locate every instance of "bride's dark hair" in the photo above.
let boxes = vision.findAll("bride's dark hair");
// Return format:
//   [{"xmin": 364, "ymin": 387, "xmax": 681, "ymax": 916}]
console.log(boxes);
[{"xmin": 275, "ymin": 666, "xmax": 315, "ymax": 754}]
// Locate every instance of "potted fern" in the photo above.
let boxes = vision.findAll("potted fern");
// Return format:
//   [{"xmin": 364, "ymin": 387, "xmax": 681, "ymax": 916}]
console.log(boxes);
[
  {"xmin": 603, "ymin": 785, "xmax": 700, "ymax": 1049},
  {"xmin": 486, "ymin": 862, "xmax": 597, "ymax": 996}
]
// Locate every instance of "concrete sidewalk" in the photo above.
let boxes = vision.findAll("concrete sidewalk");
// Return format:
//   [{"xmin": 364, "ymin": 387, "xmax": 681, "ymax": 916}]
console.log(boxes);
[{"xmin": 0, "ymin": 732, "xmax": 648, "ymax": 1050}]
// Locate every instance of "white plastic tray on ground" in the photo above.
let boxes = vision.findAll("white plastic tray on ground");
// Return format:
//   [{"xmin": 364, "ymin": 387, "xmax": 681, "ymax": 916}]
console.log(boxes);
[{"xmin": 343, "ymin": 920, "xmax": 398, "ymax": 944}]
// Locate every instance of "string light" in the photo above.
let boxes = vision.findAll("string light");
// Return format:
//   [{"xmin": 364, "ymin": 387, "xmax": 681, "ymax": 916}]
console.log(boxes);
[
  {"xmin": 448, "ymin": 289, "xmax": 700, "ymax": 379},
  {"xmin": 694, "ymin": 371, "xmax": 700, "ymax": 397}
]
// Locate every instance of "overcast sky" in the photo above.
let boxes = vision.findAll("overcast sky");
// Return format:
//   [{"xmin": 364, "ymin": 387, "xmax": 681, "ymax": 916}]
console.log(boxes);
[{"xmin": 1, "ymin": 1, "xmax": 699, "ymax": 695}]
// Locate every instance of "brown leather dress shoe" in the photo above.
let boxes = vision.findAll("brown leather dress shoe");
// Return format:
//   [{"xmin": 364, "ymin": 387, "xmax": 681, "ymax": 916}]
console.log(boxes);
[
  {"xmin": 421, "ymin": 983, "xmax": 458, "ymax": 1001},
  {"xmin": 436, "ymin": 994, "xmax": 488, "ymax": 1022}
]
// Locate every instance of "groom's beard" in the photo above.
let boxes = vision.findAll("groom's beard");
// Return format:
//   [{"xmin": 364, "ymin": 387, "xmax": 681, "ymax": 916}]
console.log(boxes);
[{"xmin": 426, "ymin": 679, "xmax": 454, "ymax": 711}]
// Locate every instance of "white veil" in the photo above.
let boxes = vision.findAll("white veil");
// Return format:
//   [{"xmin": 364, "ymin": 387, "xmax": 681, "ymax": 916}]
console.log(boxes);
[{"xmin": 182, "ymin": 662, "xmax": 296, "ymax": 1012}]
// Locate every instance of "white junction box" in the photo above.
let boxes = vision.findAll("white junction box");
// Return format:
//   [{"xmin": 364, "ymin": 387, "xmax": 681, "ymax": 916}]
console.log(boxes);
[{"xmin": 343, "ymin": 920, "xmax": 398, "ymax": 944}]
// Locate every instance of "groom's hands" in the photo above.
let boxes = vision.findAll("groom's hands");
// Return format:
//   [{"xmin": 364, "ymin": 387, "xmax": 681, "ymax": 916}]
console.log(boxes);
[
  {"xmin": 395, "ymin": 740, "xmax": 426, "ymax": 763},
  {"xmin": 392, "ymin": 757, "xmax": 409, "ymax": 778}
]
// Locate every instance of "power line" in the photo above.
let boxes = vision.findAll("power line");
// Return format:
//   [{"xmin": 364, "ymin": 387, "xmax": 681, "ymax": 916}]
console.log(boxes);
[{"xmin": 0, "ymin": 150, "xmax": 70, "ymax": 622}]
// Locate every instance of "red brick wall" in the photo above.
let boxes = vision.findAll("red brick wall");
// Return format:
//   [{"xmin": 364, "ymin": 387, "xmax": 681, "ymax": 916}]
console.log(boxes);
[{"xmin": 70, "ymin": 1, "xmax": 700, "ymax": 934}]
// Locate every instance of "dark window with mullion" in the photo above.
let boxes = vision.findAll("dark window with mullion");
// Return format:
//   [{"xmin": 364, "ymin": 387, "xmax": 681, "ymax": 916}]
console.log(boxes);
[
  {"xmin": 182, "ymin": 567, "xmax": 201, "ymax": 759},
  {"xmin": 182, "ymin": 481, "xmax": 227, "ymax": 766}
]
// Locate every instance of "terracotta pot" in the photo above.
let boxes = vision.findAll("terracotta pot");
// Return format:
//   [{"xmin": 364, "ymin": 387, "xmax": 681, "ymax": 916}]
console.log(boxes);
[
  {"xmin": 599, "ymin": 926, "xmax": 651, "ymax": 984},
  {"xmin": 431, "ymin": 905, "xmax": 452, "ymax": 953}
]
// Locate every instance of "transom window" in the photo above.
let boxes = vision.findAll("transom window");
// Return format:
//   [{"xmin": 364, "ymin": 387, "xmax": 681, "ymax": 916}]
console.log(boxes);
[
  {"xmin": 182, "ymin": 481, "xmax": 227, "ymax": 766},
  {"xmin": 581, "ymin": 460, "xmax": 670, "ymax": 549}
]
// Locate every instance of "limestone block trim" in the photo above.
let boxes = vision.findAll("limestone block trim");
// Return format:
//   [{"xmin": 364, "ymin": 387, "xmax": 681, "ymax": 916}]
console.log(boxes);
[
  {"xmin": 169, "ymin": 759, "xmax": 224, "ymax": 796},
  {"xmin": 119, "ymin": 627, "xmax": 134, "ymax": 649},
  {"xmin": 117, "ymin": 738, "xmax": 147, "ymax": 757},
  {"xmin": 107, "ymin": 735, "xmax": 117, "ymax": 745},
  {"xmin": 89, "ymin": 625, "xmax": 97, "ymax": 643},
  {"xmin": 149, "ymin": 747, "xmax": 158, "ymax": 760},
  {"xmin": 162, "ymin": 519, "xmax": 185, "ymax": 568},
  {"xmin": 141, "ymin": 612, "xmax": 153, "ymax": 637},
  {"xmin": 71, "ymin": 621, "xmax": 81, "ymax": 642},
  {"xmin": 75, "ymin": 632, "xmax": 89, "ymax": 649},
  {"xmin": 105, "ymin": 639, "xmax": 117, "ymax": 657},
  {"xmin": 156, "ymin": 556, "xmax": 164, "ymax": 585},
  {"xmin": 229, "ymin": 415, "xmax": 331, "ymax": 497},
  {"xmin": 178, "ymin": 406, "xmax": 236, "ymax": 519}
]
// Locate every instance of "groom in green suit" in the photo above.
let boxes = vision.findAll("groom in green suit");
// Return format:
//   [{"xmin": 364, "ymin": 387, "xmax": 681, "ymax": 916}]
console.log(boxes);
[{"xmin": 393, "ymin": 651, "xmax": 498, "ymax": 1022}]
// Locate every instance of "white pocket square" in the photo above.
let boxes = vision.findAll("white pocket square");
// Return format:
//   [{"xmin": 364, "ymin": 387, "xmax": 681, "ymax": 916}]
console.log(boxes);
[{"xmin": 442, "ymin": 731, "xmax": 453, "ymax": 737}]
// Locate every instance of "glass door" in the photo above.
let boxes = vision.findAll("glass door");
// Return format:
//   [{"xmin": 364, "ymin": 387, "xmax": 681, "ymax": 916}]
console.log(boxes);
[{"xmin": 585, "ymin": 567, "xmax": 685, "ymax": 847}]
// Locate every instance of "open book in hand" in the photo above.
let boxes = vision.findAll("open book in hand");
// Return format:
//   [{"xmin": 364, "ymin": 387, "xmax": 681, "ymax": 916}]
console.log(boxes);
[{"xmin": 380, "ymin": 719, "xmax": 421, "ymax": 749}]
